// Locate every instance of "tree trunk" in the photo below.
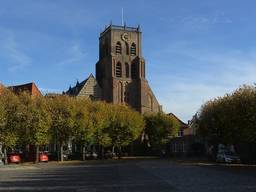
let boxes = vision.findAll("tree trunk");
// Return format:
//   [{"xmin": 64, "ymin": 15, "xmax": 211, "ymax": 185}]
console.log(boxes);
[
  {"xmin": 82, "ymin": 144, "xmax": 86, "ymax": 161},
  {"xmin": 130, "ymin": 142, "xmax": 134, "ymax": 156},
  {"xmin": 118, "ymin": 146, "xmax": 122, "ymax": 159},
  {"xmin": 35, "ymin": 145, "xmax": 40, "ymax": 163},
  {"xmin": 101, "ymin": 146, "xmax": 104, "ymax": 159},
  {"xmin": 60, "ymin": 143, "xmax": 64, "ymax": 162},
  {"xmin": 3, "ymin": 147, "xmax": 8, "ymax": 165}
]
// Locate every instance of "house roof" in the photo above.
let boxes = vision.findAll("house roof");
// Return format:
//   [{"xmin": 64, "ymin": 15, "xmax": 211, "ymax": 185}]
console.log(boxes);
[
  {"xmin": 8, "ymin": 82, "xmax": 42, "ymax": 97},
  {"xmin": 168, "ymin": 113, "xmax": 188, "ymax": 128}
]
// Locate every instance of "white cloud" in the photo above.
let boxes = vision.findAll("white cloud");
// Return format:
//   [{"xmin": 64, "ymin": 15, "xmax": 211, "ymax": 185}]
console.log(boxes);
[
  {"xmin": 0, "ymin": 29, "xmax": 32, "ymax": 72},
  {"xmin": 56, "ymin": 42, "xmax": 86, "ymax": 66},
  {"xmin": 149, "ymin": 45, "xmax": 256, "ymax": 122}
]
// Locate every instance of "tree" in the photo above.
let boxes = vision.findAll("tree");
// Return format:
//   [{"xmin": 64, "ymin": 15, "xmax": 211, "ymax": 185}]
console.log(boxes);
[
  {"xmin": 0, "ymin": 89, "xmax": 20, "ymax": 164},
  {"xmin": 88, "ymin": 101, "xmax": 112, "ymax": 158},
  {"xmin": 197, "ymin": 85, "xmax": 256, "ymax": 145},
  {"xmin": 49, "ymin": 96, "xmax": 75, "ymax": 161},
  {"xmin": 108, "ymin": 104, "xmax": 145, "ymax": 156},
  {"xmin": 144, "ymin": 113, "xmax": 180, "ymax": 153},
  {"xmin": 28, "ymin": 96, "xmax": 51, "ymax": 163},
  {"xmin": 73, "ymin": 98, "xmax": 93, "ymax": 160}
]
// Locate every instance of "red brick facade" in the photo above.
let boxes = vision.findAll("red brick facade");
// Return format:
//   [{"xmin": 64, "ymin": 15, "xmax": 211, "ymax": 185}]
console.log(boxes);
[{"xmin": 9, "ymin": 82, "xmax": 42, "ymax": 97}]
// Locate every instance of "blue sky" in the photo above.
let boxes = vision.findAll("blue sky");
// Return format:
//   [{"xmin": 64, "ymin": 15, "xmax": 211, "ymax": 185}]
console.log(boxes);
[{"xmin": 0, "ymin": 0, "xmax": 256, "ymax": 121}]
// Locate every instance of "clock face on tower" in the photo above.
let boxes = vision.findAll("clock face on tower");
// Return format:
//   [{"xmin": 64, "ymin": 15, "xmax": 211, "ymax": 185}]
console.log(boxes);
[{"xmin": 121, "ymin": 33, "xmax": 129, "ymax": 42}]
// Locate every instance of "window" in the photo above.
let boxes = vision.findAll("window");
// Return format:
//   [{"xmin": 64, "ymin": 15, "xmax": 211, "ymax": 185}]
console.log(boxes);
[
  {"xmin": 124, "ymin": 82, "xmax": 129, "ymax": 104},
  {"xmin": 178, "ymin": 129, "xmax": 184, "ymax": 137},
  {"xmin": 131, "ymin": 63, "xmax": 136, "ymax": 79},
  {"xmin": 116, "ymin": 42, "xmax": 122, "ymax": 54},
  {"xmin": 130, "ymin": 43, "xmax": 136, "ymax": 56},
  {"xmin": 116, "ymin": 62, "xmax": 122, "ymax": 77},
  {"xmin": 125, "ymin": 63, "xmax": 129, "ymax": 78},
  {"xmin": 125, "ymin": 42, "xmax": 129, "ymax": 55}
]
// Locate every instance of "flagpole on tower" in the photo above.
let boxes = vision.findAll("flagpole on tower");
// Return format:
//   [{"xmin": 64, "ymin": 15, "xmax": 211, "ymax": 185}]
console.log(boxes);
[{"xmin": 121, "ymin": 8, "xmax": 124, "ymax": 26}]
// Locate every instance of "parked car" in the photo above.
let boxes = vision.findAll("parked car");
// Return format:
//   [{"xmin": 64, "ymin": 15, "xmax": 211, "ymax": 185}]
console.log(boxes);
[
  {"xmin": 216, "ymin": 151, "xmax": 241, "ymax": 163},
  {"xmin": 85, "ymin": 151, "xmax": 98, "ymax": 159},
  {"xmin": 104, "ymin": 150, "xmax": 116, "ymax": 159},
  {"xmin": 39, "ymin": 152, "xmax": 49, "ymax": 162},
  {"xmin": 8, "ymin": 152, "xmax": 22, "ymax": 164}
]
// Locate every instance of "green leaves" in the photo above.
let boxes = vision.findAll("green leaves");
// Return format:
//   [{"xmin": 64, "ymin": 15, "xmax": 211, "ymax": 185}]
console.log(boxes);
[
  {"xmin": 144, "ymin": 113, "xmax": 180, "ymax": 150},
  {"xmin": 197, "ymin": 85, "xmax": 256, "ymax": 144},
  {"xmin": 0, "ymin": 91, "xmax": 146, "ymax": 154},
  {"xmin": 0, "ymin": 89, "xmax": 19, "ymax": 149}
]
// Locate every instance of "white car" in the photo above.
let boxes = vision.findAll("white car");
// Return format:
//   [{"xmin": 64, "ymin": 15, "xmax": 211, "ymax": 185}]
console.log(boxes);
[{"xmin": 216, "ymin": 151, "xmax": 241, "ymax": 163}]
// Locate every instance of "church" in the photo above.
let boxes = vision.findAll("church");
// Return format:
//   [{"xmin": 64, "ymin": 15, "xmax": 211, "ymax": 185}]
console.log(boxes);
[{"xmin": 66, "ymin": 24, "xmax": 161, "ymax": 114}]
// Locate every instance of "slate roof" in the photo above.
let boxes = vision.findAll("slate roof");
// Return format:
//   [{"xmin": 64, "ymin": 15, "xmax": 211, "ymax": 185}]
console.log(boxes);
[{"xmin": 65, "ymin": 74, "xmax": 94, "ymax": 96}]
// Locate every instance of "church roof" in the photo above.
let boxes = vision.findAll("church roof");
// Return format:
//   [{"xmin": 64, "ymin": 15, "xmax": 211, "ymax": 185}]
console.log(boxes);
[{"xmin": 65, "ymin": 74, "xmax": 95, "ymax": 96}]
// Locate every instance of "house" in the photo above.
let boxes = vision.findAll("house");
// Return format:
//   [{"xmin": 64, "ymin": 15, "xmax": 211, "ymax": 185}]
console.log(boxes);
[
  {"xmin": 8, "ymin": 82, "xmax": 42, "ymax": 97},
  {"xmin": 168, "ymin": 113, "xmax": 205, "ymax": 157}
]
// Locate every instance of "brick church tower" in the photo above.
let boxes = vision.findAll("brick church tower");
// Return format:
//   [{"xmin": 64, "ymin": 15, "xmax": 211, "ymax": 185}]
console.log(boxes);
[{"xmin": 96, "ymin": 24, "xmax": 161, "ymax": 113}]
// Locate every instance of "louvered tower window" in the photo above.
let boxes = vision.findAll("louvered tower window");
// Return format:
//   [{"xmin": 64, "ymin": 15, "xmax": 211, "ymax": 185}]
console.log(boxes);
[
  {"xmin": 130, "ymin": 43, "xmax": 136, "ymax": 56},
  {"xmin": 116, "ymin": 42, "xmax": 122, "ymax": 54},
  {"xmin": 116, "ymin": 62, "xmax": 122, "ymax": 77}
]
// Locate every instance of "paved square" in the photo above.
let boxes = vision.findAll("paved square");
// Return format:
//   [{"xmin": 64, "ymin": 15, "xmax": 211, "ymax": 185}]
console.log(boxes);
[{"xmin": 0, "ymin": 160, "xmax": 255, "ymax": 192}]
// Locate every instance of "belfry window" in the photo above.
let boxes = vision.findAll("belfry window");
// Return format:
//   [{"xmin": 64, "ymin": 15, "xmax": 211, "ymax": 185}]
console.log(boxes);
[
  {"xmin": 130, "ymin": 43, "xmax": 136, "ymax": 56},
  {"xmin": 116, "ymin": 62, "xmax": 122, "ymax": 77},
  {"xmin": 116, "ymin": 42, "xmax": 122, "ymax": 54},
  {"xmin": 125, "ymin": 63, "xmax": 129, "ymax": 78}
]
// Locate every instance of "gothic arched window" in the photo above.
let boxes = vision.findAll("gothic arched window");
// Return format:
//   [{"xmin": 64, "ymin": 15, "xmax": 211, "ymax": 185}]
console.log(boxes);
[
  {"xmin": 116, "ymin": 42, "xmax": 122, "ymax": 54},
  {"xmin": 125, "ymin": 63, "xmax": 129, "ymax": 78},
  {"xmin": 125, "ymin": 42, "xmax": 129, "ymax": 55},
  {"xmin": 116, "ymin": 62, "xmax": 122, "ymax": 77},
  {"xmin": 130, "ymin": 43, "xmax": 136, "ymax": 56},
  {"xmin": 124, "ymin": 83, "xmax": 129, "ymax": 104},
  {"xmin": 131, "ymin": 63, "xmax": 136, "ymax": 79}
]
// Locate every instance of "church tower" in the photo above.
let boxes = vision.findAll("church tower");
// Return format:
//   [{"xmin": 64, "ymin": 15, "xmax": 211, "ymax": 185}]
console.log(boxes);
[{"xmin": 96, "ymin": 24, "xmax": 161, "ymax": 113}]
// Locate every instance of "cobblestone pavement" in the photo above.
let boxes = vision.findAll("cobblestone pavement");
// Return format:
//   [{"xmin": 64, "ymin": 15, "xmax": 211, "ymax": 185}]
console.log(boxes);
[{"xmin": 0, "ymin": 160, "xmax": 255, "ymax": 192}]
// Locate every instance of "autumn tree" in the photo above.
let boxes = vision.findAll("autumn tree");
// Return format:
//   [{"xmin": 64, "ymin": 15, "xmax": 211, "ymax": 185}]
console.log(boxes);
[
  {"xmin": 49, "ymin": 96, "xmax": 75, "ymax": 161},
  {"xmin": 29, "ymin": 96, "xmax": 51, "ymax": 163},
  {"xmin": 73, "ymin": 98, "xmax": 94, "ymax": 160},
  {"xmin": 0, "ymin": 89, "xmax": 20, "ymax": 164},
  {"xmin": 88, "ymin": 101, "xmax": 112, "ymax": 158},
  {"xmin": 197, "ymin": 85, "xmax": 256, "ymax": 145},
  {"xmin": 144, "ymin": 112, "xmax": 180, "ymax": 153},
  {"xmin": 108, "ymin": 104, "xmax": 145, "ymax": 156}
]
